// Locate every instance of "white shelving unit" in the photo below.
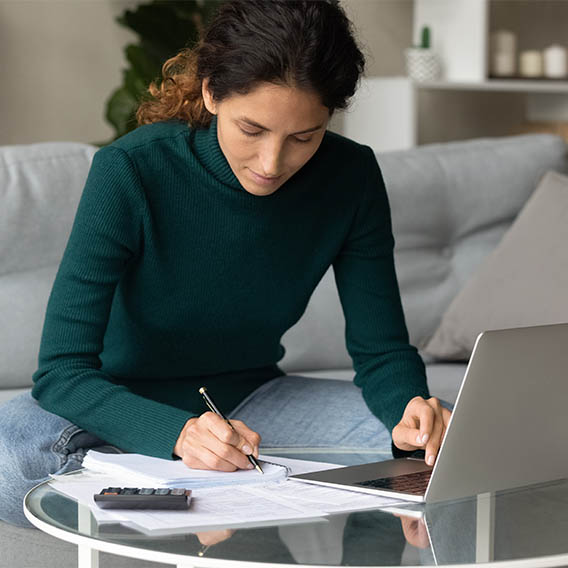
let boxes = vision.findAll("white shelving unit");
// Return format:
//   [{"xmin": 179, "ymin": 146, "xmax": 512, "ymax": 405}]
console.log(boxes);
[
  {"xmin": 417, "ymin": 80, "xmax": 568, "ymax": 94},
  {"xmin": 414, "ymin": 0, "xmax": 488, "ymax": 83},
  {"xmin": 414, "ymin": 0, "xmax": 568, "ymax": 94},
  {"xmin": 414, "ymin": 0, "xmax": 568, "ymax": 125},
  {"xmin": 336, "ymin": 77, "xmax": 417, "ymax": 153},
  {"xmin": 338, "ymin": 0, "xmax": 568, "ymax": 153}
]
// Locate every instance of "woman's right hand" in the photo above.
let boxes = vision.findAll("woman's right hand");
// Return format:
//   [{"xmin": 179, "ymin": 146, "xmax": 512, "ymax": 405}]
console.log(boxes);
[
  {"xmin": 393, "ymin": 514, "xmax": 430, "ymax": 549},
  {"xmin": 173, "ymin": 412, "xmax": 261, "ymax": 471}
]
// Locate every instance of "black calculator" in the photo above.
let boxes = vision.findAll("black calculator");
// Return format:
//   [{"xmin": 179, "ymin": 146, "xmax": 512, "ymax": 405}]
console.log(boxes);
[{"xmin": 94, "ymin": 487, "xmax": 192, "ymax": 510}]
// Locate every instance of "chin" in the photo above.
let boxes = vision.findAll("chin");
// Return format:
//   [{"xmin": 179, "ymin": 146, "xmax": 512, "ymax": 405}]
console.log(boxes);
[
  {"xmin": 244, "ymin": 186, "xmax": 280, "ymax": 196},
  {"xmin": 240, "ymin": 178, "xmax": 285, "ymax": 196}
]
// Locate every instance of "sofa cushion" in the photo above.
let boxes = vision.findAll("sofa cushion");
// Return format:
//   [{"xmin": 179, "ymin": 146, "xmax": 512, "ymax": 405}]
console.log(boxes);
[
  {"xmin": 379, "ymin": 134, "xmax": 568, "ymax": 349},
  {"xmin": 423, "ymin": 363, "xmax": 466, "ymax": 405},
  {"xmin": 0, "ymin": 266, "xmax": 59, "ymax": 389},
  {"xmin": 423, "ymin": 170, "xmax": 568, "ymax": 360},
  {"xmin": 280, "ymin": 134, "xmax": 568, "ymax": 373},
  {"xmin": 0, "ymin": 142, "xmax": 96, "ymax": 389}
]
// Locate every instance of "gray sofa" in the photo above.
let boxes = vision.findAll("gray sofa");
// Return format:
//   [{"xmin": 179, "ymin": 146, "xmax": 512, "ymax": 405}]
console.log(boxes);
[{"xmin": 1, "ymin": 132, "xmax": 567, "ymax": 567}]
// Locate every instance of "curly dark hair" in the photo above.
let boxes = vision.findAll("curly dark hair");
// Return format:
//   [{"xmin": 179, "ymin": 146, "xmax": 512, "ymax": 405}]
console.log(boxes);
[{"xmin": 136, "ymin": 0, "xmax": 365, "ymax": 128}]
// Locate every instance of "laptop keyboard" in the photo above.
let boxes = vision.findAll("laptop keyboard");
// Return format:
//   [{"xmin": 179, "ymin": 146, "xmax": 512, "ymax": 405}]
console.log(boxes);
[{"xmin": 354, "ymin": 470, "xmax": 432, "ymax": 496}]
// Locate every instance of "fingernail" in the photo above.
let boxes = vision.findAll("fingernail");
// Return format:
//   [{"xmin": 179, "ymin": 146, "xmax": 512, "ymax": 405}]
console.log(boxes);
[
  {"xmin": 427, "ymin": 455, "xmax": 435, "ymax": 466},
  {"xmin": 247, "ymin": 463, "xmax": 254, "ymax": 469},
  {"xmin": 416, "ymin": 435, "xmax": 422, "ymax": 445},
  {"xmin": 242, "ymin": 445, "xmax": 252, "ymax": 455},
  {"xmin": 422, "ymin": 434, "xmax": 429, "ymax": 444}
]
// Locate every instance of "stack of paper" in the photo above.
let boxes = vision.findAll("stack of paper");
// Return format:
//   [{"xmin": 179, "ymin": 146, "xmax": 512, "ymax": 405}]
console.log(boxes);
[
  {"xmin": 50, "ymin": 454, "xmax": 404, "ymax": 534},
  {"xmin": 82, "ymin": 451, "xmax": 288, "ymax": 488}
]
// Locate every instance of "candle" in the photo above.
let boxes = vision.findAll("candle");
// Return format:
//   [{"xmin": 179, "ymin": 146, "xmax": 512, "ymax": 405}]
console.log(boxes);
[
  {"xmin": 543, "ymin": 45, "xmax": 567, "ymax": 78},
  {"xmin": 519, "ymin": 50, "xmax": 543, "ymax": 78}
]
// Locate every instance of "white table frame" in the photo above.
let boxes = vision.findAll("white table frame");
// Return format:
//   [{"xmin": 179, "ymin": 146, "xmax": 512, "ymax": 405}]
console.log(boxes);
[{"xmin": 24, "ymin": 485, "xmax": 568, "ymax": 568}]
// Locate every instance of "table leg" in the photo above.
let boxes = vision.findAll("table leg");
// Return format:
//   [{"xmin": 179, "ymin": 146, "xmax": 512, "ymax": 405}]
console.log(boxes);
[
  {"xmin": 475, "ymin": 492, "xmax": 495, "ymax": 563},
  {"xmin": 78, "ymin": 544, "xmax": 99, "ymax": 568},
  {"xmin": 77, "ymin": 501, "xmax": 99, "ymax": 568}
]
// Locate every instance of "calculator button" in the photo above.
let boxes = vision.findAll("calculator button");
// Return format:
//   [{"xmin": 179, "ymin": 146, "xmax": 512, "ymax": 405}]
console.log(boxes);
[
  {"xmin": 154, "ymin": 489, "xmax": 170, "ymax": 495},
  {"xmin": 120, "ymin": 488, "xmax": 139, "ymax": 495},
  {"xmin": 170, "ymin": 488, "xmax": 185, "ymax": 495},
  {"xmin": 138, "ymin": 488, "xmax": 154, "ymax": 495}
]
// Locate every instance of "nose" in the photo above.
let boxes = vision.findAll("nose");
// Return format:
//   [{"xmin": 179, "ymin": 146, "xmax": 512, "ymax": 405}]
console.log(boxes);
[{"xmin": 258, "ymin": 138, "xmax": 284, "ymax": 177}]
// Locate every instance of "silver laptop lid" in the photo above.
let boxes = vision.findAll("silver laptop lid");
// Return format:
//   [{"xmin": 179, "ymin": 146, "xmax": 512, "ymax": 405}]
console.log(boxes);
[{"xmin": 426, "ymin": 323, "xmax": 568, "ymax": 503}]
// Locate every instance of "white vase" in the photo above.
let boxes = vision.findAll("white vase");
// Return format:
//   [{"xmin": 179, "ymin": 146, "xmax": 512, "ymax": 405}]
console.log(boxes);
[{"xmin": 404, "ymin": 48, "xmax": 442, "ymax": 82}]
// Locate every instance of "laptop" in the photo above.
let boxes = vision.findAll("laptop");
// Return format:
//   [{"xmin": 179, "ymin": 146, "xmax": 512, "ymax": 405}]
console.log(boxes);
[{"xmin": 291, "ymin": 323, "xmax": 568, "ymax": 503}]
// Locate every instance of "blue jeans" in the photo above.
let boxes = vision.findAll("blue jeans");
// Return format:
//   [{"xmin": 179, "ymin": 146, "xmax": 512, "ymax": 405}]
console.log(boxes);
[{"xmin": 0, "ymin": 376, "xmax": 393, "ymax": 528}]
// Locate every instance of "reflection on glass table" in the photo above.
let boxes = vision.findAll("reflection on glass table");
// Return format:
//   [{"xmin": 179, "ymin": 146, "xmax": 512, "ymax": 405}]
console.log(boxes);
[{"xmin": 24, "ymin": 448, "xmax": 568, "ymax": 568}]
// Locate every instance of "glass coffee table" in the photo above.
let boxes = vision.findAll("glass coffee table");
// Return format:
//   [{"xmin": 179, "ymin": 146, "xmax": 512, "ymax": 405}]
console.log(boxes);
[{"xmin": 24, "ymin": 449, "xmax": 568, "ymax": 568}]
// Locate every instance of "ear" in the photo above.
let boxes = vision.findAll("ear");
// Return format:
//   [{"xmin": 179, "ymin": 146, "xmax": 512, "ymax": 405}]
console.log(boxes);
[{"xmin": 201, "ymin": 78, "xmax": 217, "ymax": 115}]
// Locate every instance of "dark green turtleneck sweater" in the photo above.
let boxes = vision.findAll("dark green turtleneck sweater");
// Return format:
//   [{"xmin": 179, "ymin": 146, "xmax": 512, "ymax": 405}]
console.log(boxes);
[{"xmin": 32, "ymin": 117, "xmax": 429, "ymax": 459}]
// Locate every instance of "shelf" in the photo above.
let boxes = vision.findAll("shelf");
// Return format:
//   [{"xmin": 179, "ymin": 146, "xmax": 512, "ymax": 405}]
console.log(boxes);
[{"xmin": 415, "ymin": 80, "xmax": 568, "ymax": 94}]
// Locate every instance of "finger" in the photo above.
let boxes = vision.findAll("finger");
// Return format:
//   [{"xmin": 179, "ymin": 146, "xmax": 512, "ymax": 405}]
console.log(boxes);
[
  {"xmin": 392, "ymin": 422, "xmax": 422, "ymax": 451},
  {"xmin": 181, "ymin": 431, "xmax": 250, "ymax": 471},
  {"xmin": 197, "ymin": 529, "xmax": 235, "ymax": 546},
  {"xmin": 206, "ymin": 433, "xmax": 254, "ymax": 470},
  {"xmin": 417, "ymin": 402, "xmax": 435, "ymax": 446},
  {"xmin": 424, "ymin": 406, "xmax": 445, "ymax": 466},
  {"xmin": 196, "ymin": 444, "xmax": 241, "ymax": 472},
  {"xmin": 204, "ymin": 413, "xmax": 242, "ymax": 447},
  {"xmin": 231, "ymin": 420, "xmax": 262, "ymax": 456},
  {"xmin": 439, "ymin": 408, "xmax": 452, "ymax": 447},
  {"xmin": 181, "ymin": 451, "xmax": 214, "ymax": 471}
]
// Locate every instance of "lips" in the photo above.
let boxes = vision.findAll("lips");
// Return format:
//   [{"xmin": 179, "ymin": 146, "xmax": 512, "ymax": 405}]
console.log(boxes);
[
  {"xmin": 249, "ymin": 169, "xmax": 282, "ymax": 184},
  {"xmin": 251, "ymin": 170, "xmax": 280, "ymax": 181}
]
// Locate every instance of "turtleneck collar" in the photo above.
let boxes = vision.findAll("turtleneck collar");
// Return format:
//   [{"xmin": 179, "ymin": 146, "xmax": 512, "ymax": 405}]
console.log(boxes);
[{"xmin": 190, "ymin": 115, "xmax": 244, "ymax": 192}]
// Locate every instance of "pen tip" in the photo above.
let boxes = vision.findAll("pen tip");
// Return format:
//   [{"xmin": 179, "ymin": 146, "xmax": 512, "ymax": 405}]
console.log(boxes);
[
  {"xmin": 256, "ymin": 464, "xmax": 264, "ymax": 474},
  {"xmin": 199, "ymin": 386, "xmax": 206, "ymax": 394}
]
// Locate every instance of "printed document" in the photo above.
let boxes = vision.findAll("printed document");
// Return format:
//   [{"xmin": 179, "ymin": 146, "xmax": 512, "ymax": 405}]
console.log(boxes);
[{"xmin": 51, "ymin": 454, "xmax": 403, "ymax": 533}]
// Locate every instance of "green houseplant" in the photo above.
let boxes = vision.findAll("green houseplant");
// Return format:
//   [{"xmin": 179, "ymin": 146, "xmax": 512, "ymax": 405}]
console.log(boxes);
[{"xmin": 104, "ymin": 0, "xmax": 222, "ymax": 144}]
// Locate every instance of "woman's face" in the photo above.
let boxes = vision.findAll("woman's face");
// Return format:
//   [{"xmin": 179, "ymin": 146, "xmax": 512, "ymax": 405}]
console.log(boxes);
[{"xmin": 202, "ymin": 80, "xmax": 330, "ymax": 196}]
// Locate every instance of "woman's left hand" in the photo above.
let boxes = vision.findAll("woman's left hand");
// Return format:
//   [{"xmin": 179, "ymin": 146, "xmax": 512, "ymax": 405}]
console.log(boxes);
[{"xmin": 392, "ymin": 396, "xmax": 452, "ymax": 466}]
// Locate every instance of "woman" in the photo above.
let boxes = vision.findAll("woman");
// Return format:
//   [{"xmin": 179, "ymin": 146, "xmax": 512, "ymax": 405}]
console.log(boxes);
[{"xmin": 0, "ymin": 0, "xmax": 450, "ymax": 527}]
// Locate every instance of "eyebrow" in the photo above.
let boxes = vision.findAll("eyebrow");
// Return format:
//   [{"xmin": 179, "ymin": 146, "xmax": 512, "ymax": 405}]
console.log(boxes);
[{"xmin": 237, "ymin": 116, "xmax": 323, "ymax": 135}]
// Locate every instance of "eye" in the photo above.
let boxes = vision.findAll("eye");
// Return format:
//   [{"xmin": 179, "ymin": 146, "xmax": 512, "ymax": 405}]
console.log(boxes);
[
  {"xmin": 240, "ymin": 127, "xmax": 262, "ymax": 137},
  {"xmin": 239, "ymin": 125, "xmax": 313, "ymax": 143}
]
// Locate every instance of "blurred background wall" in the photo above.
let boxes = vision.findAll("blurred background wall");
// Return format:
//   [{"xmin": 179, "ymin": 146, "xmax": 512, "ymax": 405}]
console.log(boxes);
[
  {"xmin": 0, "ymin": 0, "xmax": 138, "ymax": 145},
  {"xmin": 0, "ymin": 0, "xmax": 564, "ymax": 147}
]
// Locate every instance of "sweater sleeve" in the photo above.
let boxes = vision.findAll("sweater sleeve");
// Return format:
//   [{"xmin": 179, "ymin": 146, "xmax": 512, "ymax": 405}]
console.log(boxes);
[
  {"xmin": 332, "ymin": 146, "xmax": 430, "ymax": 433},
  {"xmin": 32, "ymin": 146, "xmax": 193, "ymax": 459}
]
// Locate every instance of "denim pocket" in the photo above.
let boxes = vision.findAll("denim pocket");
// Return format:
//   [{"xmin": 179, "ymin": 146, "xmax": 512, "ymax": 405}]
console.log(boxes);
[{"xmin": 51, "ymin": 424, "xmax": 111, "ymax": 473}]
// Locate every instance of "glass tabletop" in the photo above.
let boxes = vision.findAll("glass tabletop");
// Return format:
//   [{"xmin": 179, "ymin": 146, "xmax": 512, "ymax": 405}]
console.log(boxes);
[{"xmin": 24, "ymin": 449, "xmax": 568, "ymax": 567}]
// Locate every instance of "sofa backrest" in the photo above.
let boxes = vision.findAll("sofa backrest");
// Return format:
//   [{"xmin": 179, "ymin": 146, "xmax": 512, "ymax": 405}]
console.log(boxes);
[
  {"xmin": 280, "ymin": 134, "xmax": 568, "ymax": 372},
  {"xmin": 0, "ymin": 142, "xmax": 96, "ymax": 390},
  {"xmin": 383, "ymin": 134, "xmax": 568, "ymax": 348},
  {"xmin": 2, "ymin": 134, "xmax": 567, "ymax": 390}
]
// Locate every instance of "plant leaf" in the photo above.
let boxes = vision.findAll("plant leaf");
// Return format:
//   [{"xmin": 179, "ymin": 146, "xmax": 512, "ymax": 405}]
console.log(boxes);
[
  {"xmin": 125, "ymin": 44, "xmax": 161, "ymax": 85},
  {"xmin": 106, "ymin": 0, "xmax": 225, "ymax": 140},
  {"xmin": 105, "ymin": 87, "xmax": 139, "ymax": 139}
]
